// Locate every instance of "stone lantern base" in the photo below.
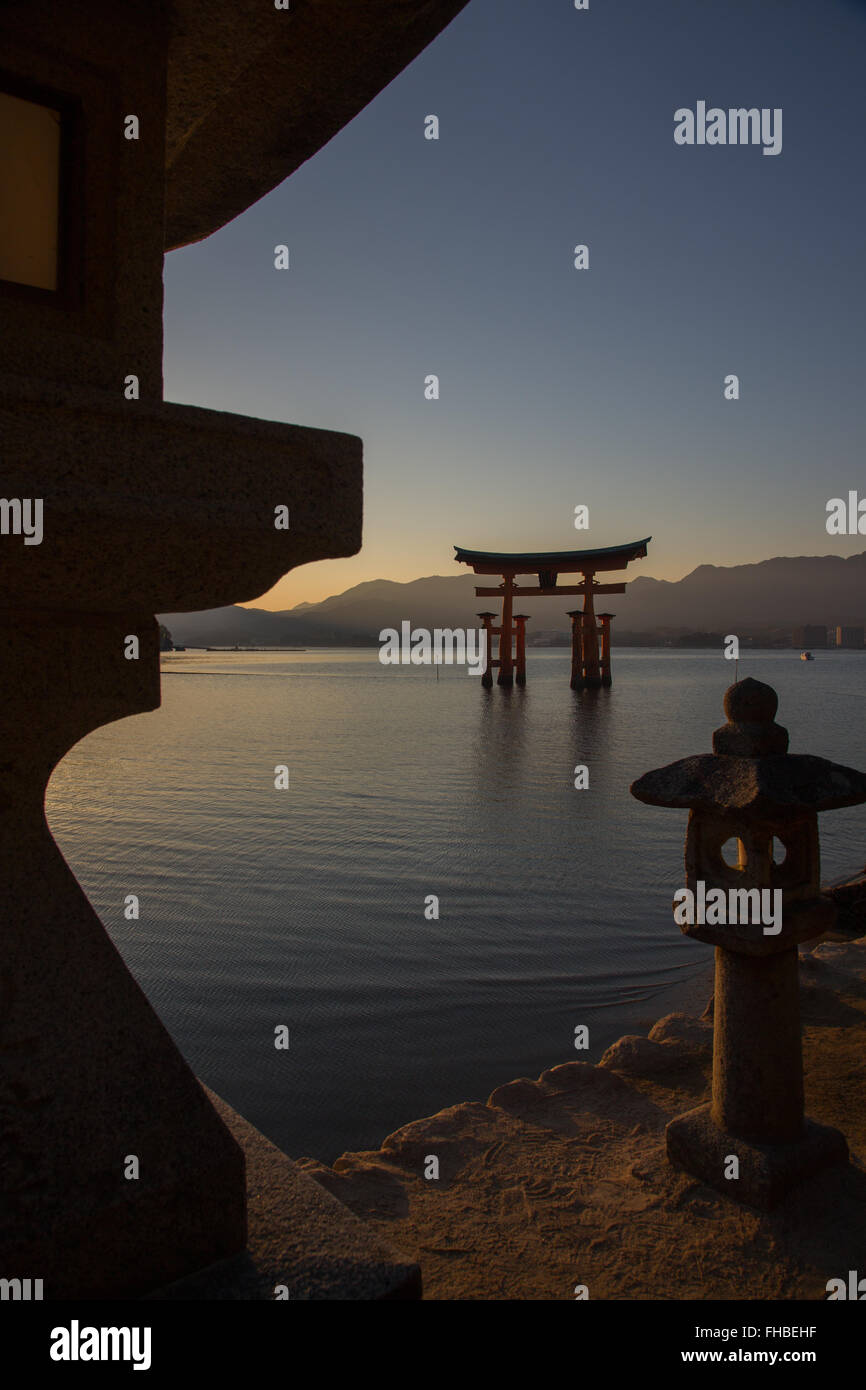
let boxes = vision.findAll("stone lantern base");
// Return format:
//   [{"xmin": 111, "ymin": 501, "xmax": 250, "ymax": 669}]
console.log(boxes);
[{"xmin": 666, "ymin": 1103, "xmax": 848, "ymax": 1210}]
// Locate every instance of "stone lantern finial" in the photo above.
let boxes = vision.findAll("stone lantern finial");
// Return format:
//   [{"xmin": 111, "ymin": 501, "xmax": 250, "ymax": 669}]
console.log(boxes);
[
  {"xmin": 713, "ymin": 675, "xmax": 788, "ymax": 755},
  {"xmin": 631, "ymin": 679, "xmax": 866, "ymax": 1208}
]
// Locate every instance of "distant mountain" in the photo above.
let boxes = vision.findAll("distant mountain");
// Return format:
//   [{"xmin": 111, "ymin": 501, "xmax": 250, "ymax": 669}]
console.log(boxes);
[
  {"xmin": 622, "ymin": 553, "xmax": 866, "ymax": 633},
  {"xmin": 160, "ymin": 551, "xmax": 866, "ymax": 648}
]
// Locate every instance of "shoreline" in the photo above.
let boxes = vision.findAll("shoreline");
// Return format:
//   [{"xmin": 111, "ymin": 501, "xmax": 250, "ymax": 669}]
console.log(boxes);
[{"xmin": 297, "ymin": 922, "xmax": 866, "ymax": 1300}]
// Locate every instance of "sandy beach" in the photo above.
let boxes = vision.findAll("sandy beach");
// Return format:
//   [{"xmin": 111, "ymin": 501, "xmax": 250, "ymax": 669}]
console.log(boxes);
[{"xmin": 299, "ymin": 936, "xmax": 866, "ymax": 1300}]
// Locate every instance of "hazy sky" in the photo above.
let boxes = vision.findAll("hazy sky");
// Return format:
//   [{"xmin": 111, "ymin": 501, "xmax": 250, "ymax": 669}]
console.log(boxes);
[{"xmin": 164, "ymin": 0, "xmax": 866, "ymax": 609}]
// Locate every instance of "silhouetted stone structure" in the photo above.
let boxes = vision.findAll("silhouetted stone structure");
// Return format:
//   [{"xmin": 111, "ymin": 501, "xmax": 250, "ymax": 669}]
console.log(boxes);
[
  {"xmin": 631, "ymin": 678, "xmax": 866, "ymax": 1208},
  {"xmin": 0, "ymin": 0, "xmax": 468, "ymax": 1300},
  {"xmin": 455, "ymin": 540, "xmax": 650, "ymax": 688}
]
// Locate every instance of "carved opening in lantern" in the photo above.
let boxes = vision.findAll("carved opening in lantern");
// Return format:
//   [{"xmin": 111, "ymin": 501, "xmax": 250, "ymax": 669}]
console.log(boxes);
[
  {"xmin": 768, "ymin": 819, "xmax": 819, "ymax": 899},
  {"xmin": 721, "ymin": 837, "xmax": 745, "ymax": 868}
]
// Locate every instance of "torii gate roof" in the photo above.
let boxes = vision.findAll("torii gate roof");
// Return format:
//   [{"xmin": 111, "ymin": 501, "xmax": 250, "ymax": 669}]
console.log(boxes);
[{"xmin": 454, "ymin": 539, "xmax": 651, "ymax": 575}]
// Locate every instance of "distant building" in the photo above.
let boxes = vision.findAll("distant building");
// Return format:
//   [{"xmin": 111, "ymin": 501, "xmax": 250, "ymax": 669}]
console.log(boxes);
[
  {"xmin": 836, "ymin": 625, "xmax": 864, "ymax": 649},
  {"xmin": 793, "ymin": 625, "xmax": 828, "ymax": 649}
]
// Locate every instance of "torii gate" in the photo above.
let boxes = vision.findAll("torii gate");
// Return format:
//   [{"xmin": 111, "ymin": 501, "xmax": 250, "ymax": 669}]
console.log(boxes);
[{"xmin": 455, "ymin": 539, "xmax": 651, "ymax": 689}]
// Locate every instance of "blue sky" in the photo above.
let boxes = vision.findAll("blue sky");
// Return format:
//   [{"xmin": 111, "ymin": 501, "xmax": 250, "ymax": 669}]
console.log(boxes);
[{"xmin": 164, "ymin": 0, "xmax": 866, "ymax": 606}]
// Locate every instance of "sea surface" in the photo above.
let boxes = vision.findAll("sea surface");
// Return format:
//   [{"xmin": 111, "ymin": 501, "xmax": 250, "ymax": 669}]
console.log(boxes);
[{"xmin": 46, "ymin": 648, "xmax": 866, "ymax": 1162}]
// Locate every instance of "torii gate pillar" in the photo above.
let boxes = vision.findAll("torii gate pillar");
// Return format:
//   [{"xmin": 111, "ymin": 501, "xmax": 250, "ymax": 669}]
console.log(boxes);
[
  {"xmin": 566, "ymin": 610, "xmax": 583, "ymax": 689},
  {"xmin": 513, "ymin": 615, "xmax": 530, "ymax": 686},
  {"xmin": 497, "ymin": 575, "xmax": 515, "ymax": 687},
  {"xmin": 477, "ymin": 612, "xmax": 496, "ymax": 688},
  {"xmin": 580, "ymin": 573, "xmax": 601, "ymax": 688},
  {"xmin": 567, "ymin": 575, "xmax": 604, "ymax": 690},
  {"xmin": 598, "ymin": 612, "xmax": 615, "ymax": 687}
]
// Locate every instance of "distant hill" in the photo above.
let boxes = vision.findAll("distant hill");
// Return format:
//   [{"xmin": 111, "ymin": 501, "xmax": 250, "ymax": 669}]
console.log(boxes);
[{"xmin": 160, "ymin": 551, "xmax": 866, "ymax": 648}]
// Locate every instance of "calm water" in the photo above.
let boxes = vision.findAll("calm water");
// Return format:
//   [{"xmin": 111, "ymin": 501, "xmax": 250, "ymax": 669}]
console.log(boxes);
[{"xmin": 47, "ymin": 648, "xmax": 866, "ymax": 1161}]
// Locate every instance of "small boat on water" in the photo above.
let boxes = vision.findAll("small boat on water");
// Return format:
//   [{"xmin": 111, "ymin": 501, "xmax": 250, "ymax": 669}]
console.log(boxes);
[{"xmin": 800, "ymin": 651, "xmax": 814, "ymax": 661}]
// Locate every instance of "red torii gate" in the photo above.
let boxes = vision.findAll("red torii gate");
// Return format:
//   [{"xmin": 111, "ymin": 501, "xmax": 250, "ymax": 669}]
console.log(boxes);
[{"xmin": 454, "ymin": 539, "xmax": 651, "ymax": 689}]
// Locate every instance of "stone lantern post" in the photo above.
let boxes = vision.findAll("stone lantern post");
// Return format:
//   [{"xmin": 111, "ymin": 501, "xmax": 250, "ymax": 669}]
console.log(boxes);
[{"xmin": 631, "ymin": 677, "xmax": 866, "ymax": 1208}]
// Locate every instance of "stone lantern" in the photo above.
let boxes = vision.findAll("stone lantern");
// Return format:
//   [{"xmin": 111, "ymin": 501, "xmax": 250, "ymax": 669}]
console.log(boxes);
[
  {"xmin": 631, "ymin": 677, "xmax": 866, "ymax": 1208},
  {"xmin": 0, "ymin": 0, "xmax": 467, "ymax": 1300}
]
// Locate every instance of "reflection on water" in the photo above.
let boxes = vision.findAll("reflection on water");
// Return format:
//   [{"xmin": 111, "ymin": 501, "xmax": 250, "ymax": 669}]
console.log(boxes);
[{"xmin": 46, "ymin": 648, "xmax": 865, "ymax": 1161}]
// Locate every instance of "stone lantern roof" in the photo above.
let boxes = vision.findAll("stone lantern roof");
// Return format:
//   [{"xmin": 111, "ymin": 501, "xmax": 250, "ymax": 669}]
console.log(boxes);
[
  {"xmin": 631, "ymin": 677, "xmax": 866, "ymax": 819},
  {"xmin": 165, "ymin": 0, "xmax": 471, "ymax": 250}
]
